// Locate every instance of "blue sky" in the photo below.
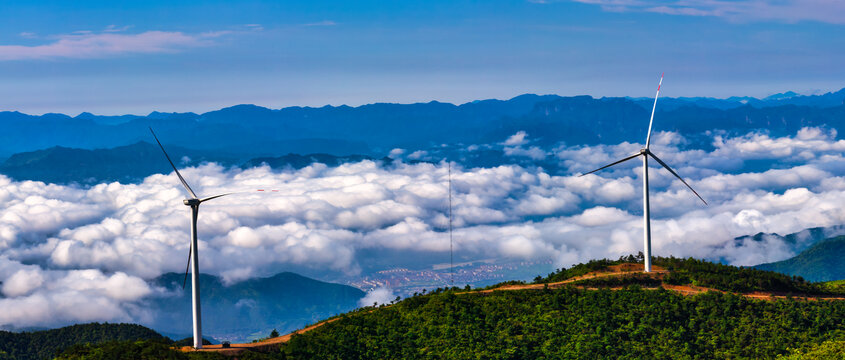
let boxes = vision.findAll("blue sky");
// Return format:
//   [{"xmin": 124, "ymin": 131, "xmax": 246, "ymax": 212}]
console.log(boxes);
[{"xmin": 1, "ymin": 0, "xmax": 844, "ymax": 114}]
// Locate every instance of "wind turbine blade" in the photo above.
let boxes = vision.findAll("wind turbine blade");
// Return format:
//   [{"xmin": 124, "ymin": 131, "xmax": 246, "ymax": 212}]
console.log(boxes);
[
  {"xmin": 182, "ymin": 246, "xmax": 191, "ymax": 289},
  {"xmin": 644, "ymin": 73, "xmax": 663, "ymax": 149},
  {"xmin": 199, "ymin": 193, "xmax": 233, "ymax": 203},
  {"xmin": 149, "ymin": 128, "xmax": 198, "ymax": 199},
  {"xmin": 647, "ymin": 152, "xmax": 707, "ymax": 205},
  {"xmin": 579, "ymin": 152, "xmax": 641, "ymax": 177}
]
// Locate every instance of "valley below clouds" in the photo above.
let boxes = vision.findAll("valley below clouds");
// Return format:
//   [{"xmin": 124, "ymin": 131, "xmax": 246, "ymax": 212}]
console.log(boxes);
[{"xmin": 1, "ymin": 127, "xmax": 844, "ymax": 329}]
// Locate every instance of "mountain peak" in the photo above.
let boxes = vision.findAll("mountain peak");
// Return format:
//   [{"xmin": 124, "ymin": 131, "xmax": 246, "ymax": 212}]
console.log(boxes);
[{"xmin": 764, "ymin": 91, "xmax": 800, "ymax": 101}]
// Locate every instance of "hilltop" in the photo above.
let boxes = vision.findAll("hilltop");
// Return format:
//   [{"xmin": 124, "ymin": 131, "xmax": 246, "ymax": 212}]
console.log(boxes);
[
  {"xmin": 273, "ymin": 257, "xmax": 844, "ymax": 359},
  {"xmin": 53, "ymin": 257, "xmax": 845, "ymax": 359}
]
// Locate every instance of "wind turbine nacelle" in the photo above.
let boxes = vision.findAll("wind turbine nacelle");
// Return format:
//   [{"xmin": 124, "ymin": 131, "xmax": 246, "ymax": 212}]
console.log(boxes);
[{"xmin": 183, "ymin": 199, "xmax": 201, "ymax": 206}]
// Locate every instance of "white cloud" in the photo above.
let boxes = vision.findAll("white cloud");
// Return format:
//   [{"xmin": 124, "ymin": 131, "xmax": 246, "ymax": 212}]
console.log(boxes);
[
  {"xmin": 2, "ymin": 269, "xmax": 44, "ymax": 297},
  {"xmin": 1, "ymin": 128, "xmax": 845, "ymax": 328},
  {"xmin": 711, "ymin": 127, "xmax": 845, "ymax": 161},
  {"xmin": 0, "ymin": 256, "xmax": 154, "ymax": 328},
  {"xmin": 505, "ymin": 146, "xmax": 547, "ymax": 160},
  {"xmin": 504, "ymin": 131, "xmax": 529, "ymax": 146},
  {"xmin": 0, "ymin": 30, "xmax": 230, "ymax": 61},
  {"xmin": 568, "ymin": 0, "xmax": 845, "ymax": 25},
  {"xmin": 388, "ymin": 148, "xmax": 405, "ymax": 158},
  {"xmin": 407, "ymin": 150, "xmax": 429, "ymax": 160},
  {"xmin": 358, "ymin": 287, "xmax": 396, "ymax": 307},
  {"xmin": 304, "ymin": 20, "xmax": 338, "ymax": 27},
  {"xmin": 503, "ymin": 131, "xmax": 547, "ymax": 160}
]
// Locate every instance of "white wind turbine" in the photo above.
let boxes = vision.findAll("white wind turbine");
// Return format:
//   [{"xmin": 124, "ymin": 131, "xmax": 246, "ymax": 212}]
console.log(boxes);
[
  {"xmin": 150, "ymin": 128, "xmax": 231, "ymax": 349},
  {"xmin": 580, "ymin": 74, "xmax": 707, "ymax": 272}
]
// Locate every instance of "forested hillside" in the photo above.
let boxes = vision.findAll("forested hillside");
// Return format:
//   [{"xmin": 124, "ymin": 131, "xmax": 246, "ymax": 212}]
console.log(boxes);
[
  {"xmin": 51, "ymin": 258, "xmax": 845, "ymax": 359},
  {"xmin": 275, "ymin": 257, "xmax": 845, "ymax": 359},
  {"xmin": 278, "ymin": 288, "xmax": 844, "ymax": 359},
  {"xmin": 0, "ymin": 323, "xmax": 165, "ymax": 360}
]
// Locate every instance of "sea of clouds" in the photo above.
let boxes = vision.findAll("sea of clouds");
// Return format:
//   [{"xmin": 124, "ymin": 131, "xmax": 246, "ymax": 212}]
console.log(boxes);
[{"xmin": 1, "ymin": 127, "xmax": 844, "ymax": 329}]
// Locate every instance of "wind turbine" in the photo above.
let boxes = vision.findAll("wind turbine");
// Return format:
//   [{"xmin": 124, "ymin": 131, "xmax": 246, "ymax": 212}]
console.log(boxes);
[
  {"xmin": 150, "ymin": 128, "xmax": 231, "ymax": 349},
  {"xmin": 579, "ymin": 74, "xmax": 707, "ymax": 272}
]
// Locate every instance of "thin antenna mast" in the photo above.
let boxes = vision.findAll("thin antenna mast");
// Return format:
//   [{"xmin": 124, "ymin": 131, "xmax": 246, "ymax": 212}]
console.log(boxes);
[{"xmin": 448, "ymin": 161, "xmax": 454, "ymax": 285}]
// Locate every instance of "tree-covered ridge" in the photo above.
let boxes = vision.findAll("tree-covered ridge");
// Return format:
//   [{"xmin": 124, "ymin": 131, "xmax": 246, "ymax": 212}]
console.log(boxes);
[
  {"xmin": 41, "ymin": 257, "xmax": 845, "ymax": 359},
  {"xmin": 537, "ymin": 255, "xmax": 838, "ymax": 295},
  {"xmin": 0, "ymin": 323, "xmax": 165, "ymax": 360},
  {"xmin": 278, "ymin": 287, "xmax": 845, "ymax": 359}
]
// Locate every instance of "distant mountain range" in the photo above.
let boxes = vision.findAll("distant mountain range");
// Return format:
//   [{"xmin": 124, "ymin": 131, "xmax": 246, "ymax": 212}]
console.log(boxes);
[
  {"xmin": 755, "ymin": 235, "xmax": 845, "ymax": 282},
  {"xmin": 145, "ymin": 271, "xmax": 364, "ymax": 343},
  {"xmin": 630, "ymin": 87, "xmax": 845, "ymax": 110},
  {"xmin": 2, "ymin": 90, "xmax": 843, "ymax": 158},
  {"xmin": 0, "ymin": 142, "xmax": 240, "ymax": 185},
  {"xmin": 2, "ymin": 91, "xmax": 843, "ymax": 185}
]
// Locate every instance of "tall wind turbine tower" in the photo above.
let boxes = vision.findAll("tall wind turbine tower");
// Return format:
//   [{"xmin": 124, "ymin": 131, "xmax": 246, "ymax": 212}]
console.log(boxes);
[
  {"xmin": 580, "ymin": 75, "xmax": 707, "ymax": 272},
  {"xmin": 150, "ymin": 128, "xmax": 231, "ymax": 349}
]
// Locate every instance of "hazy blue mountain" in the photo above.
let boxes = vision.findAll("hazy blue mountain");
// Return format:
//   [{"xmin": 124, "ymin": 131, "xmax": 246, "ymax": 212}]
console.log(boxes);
[
  {"xmin": 0, "ymin": 142, "xmax": 239, "ymax": 185},
  {"xmin": 146, "ymin": 271, "xmax": 365, "ymax": 343},
  {"xmin": 721, "ymin": 225, "xmax": 845, "ymax": 266},
  {"xmin": 754, "ymin": 236, "xmax": 845, "ymax": 282},
  {"xmin": 732, "ymin": 225, "xmax": 845, "ymax": 254},
  {"xmin": 0, "ymin": 143, "xmax": 393, "ymax": 185},
  {"xmin": 3, "ymin": 91, "xmax": 842, "ymax": 160},
  {"xmin": 763, "ymin": 91, "xmax": 800, "ymax": 101},
  {"xmin": 74, "ymin": 112, "xmax": 143, "ymax": 126},
  {"xmin": 486, "ymin": 96, "xmax": 646, "ymax": 146},
  {"xmin": 631, "ymin": 87, "xmax": 845, "ymax": 110},
  {"xmin": 2, "ymin": 92, "xmax": 844, "ymax": 185},
  {"xmin": 0, "ymin": 141, "xmax": 568, "ymax": 185},
  {"xmin": 243, "ymin": 153, "xmax": 380, "ymax": 170}
]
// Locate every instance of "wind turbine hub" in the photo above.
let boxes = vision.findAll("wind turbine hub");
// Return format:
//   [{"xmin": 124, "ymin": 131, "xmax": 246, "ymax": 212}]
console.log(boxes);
[
  {"xmin": 640, "ymin": 148, "xmax": 649, "ymax": 155},
  {"xmin": 183, "ymin": 199, "xmax": 200, "ymax": 206}
]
